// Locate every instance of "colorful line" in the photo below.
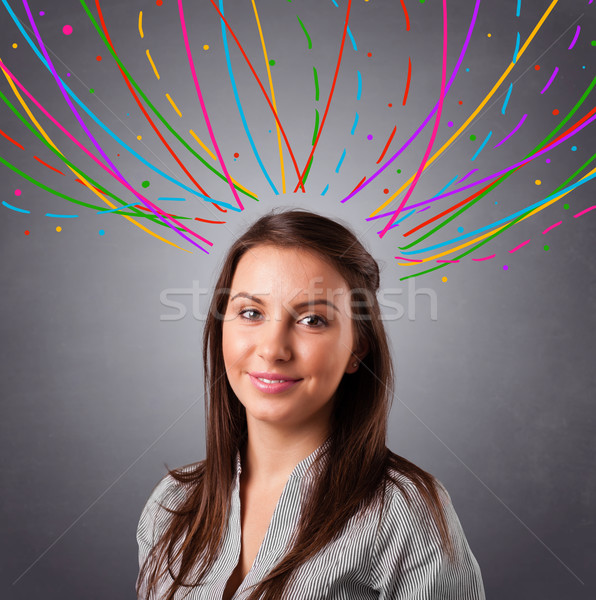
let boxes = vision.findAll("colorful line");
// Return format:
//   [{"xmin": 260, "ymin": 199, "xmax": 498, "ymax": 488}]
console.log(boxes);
[
  {"xmin": 335, "ymin": 149, "xmax": 347, "ymax": 173},
  {"xmin": 540, "ymin": 66, "xmax": 559, "ymax": 94},
  {"xmin": 296, "ymin": 15, "xmax": 312, "ymax": 49},
  {"xmin": 2, "ymin": 201, "xmax": 30, "ymax": 213},
  {"xmin": 376, "ymin": 126, "xmax": 396, "ymax": 164},
  {"xmin": 399, "ymin": 0, "xmax": 410, "ymax": 31},
  {"xmin": 313, "ymin": 66, "xmax": 319, "ymax": 101},
  {"xmin": 350, "ymin": 112, "xmax": 359, "ymax": 135},
  {"xmin": 493, "ymin": 114, "xmax": 527, "ymax": 148},
  {"xmin": 471, "ymin": 131, "xmax": 493, "ymax": 161},
  {"xmin": 568, "ymin": 25, "xmax": 580, "ymax": 50},
  {"xmin": 146, "ymin": 49, "xmax": 160, "ymax": 79},
  {"xmin": 501, "ymin": 83, "xmax": 513, "ymax": 114},
  {"xmin": 166, "ymin": 93, "xmax": 182, "ymax": 117},
  {"xmin": 402, "ymin": 57, "xmax": 412, "ymax": 106}
]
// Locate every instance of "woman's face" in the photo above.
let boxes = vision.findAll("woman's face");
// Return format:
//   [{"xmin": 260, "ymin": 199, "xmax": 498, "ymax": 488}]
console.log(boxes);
[{"xmin": 222, "ymin": 244, "xmax": 363, "ymax": 434}]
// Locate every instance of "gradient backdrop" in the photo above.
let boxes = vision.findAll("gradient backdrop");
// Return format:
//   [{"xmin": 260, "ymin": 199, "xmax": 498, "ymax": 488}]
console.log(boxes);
[{"xmin": 1, "ymin": 0, "xmax": 595, "ymax": 598}]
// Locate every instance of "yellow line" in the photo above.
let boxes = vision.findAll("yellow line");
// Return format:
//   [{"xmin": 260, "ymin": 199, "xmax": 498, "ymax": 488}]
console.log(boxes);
[
  {"xmin": 138, "ymin": 11, "xmax": 144, "ymax": 38},
  {"xmin": 188, "ymin": 129, "xmax": 257, "ymax": 198},
  {"xmin": 146, "ymin": 49, "xmax": 160, "ymax": 80},
  {"xmin": 189, "ymin": 129, "xmax": 217, "ymax": 160},
  {"xmin": 395, "ymin": 167, "xmax": 595, "ymax": 267},
  {"xmin": 166, "ymin": 93, "xmax": 182, "ymax": 117},
  {"xmin": 370, "ymin": 0, "xmax": 559, "ymax": 218},
  {"xmin": 251, "ymin": 0, "xmax": 285, "ymax": 193},
  {"xmin": 0, "ymin": 62, "xmax": 189, "ymax": 252}
]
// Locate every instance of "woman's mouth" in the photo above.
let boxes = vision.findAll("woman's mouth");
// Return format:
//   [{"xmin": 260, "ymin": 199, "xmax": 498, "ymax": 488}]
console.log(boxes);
[{"xmin": 248, "ymin": 373, "xmax": 303, "ymax": 394}]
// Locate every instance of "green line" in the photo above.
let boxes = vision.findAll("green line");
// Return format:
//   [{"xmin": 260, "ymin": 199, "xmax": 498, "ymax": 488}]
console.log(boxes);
[
  {"xmin": 0, "ymin": 154, "xmax": 189, "ymax": 228},
  {"xmin": 551, "ymin": 152, "xmax": 596, "ymax": 195},
  {"xmin": 312, "ymin": 109, "xmax": 320, "ymax": 146},
  {"xmin": 313, "ymin": 66, "xmax": 319, "ymax": 101},
  {"xmin": 79, "ymin": 0, "xmax": 257, "ymax": 202},
  {"xmin": 399, "ymin": 76, "xmax": 596, "ymax": 252},
  {"xmin": 296, "ymin": 15, "xmax": 312, "ymax": 50}
]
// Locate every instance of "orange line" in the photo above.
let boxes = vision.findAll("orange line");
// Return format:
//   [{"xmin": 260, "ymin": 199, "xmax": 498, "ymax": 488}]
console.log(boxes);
[{"xmin": 377, "ymin": 126, "xmax": 396, "ymax": 164}]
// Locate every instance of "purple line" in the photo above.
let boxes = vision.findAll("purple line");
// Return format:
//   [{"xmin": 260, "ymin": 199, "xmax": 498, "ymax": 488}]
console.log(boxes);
[
  {"xmin": 340, "ymin": 0, "xmax": 482, "ymax": 204},
  {"xmin": 20, "ymin": 0, "xmax": 209, "ymax": 253},
  {"xmin": 568, "ymin": 25, "xmax": 581, "ymax": 50},
  {"xmin": 540, "ymin": 67, "xmax": 559, "ymax": 94},
  {"xmin": 398, "ymin": 112, "xmax": 596, "ymax": 210},
  {"xmin": 459, "ymin": 168, "xmax": 479, "ymax": 183},
  {"xmin": 493, "ymin": 114, "xmax": 528, "ymax": 149}
]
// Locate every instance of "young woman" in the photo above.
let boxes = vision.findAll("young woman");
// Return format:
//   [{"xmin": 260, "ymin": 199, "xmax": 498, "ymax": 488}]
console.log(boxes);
[{"xmin": 136, "ymin": 208, "xmax": 485, "ymax": 600}]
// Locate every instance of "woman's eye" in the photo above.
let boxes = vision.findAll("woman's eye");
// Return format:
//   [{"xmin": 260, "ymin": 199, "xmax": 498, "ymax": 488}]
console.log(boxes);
[
  {"xmin": 238, "ymin": 308, "xmax": 262, "ymax": 320},
  {"xmin": 300, "ymin": 314, "xmax": 328, "ymax": 328}
]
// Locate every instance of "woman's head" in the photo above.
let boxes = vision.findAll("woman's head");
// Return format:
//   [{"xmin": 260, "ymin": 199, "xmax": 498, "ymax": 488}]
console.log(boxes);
[{"xmin": 203, "ymin": 207, "xmax": 394, "ymax": 452}]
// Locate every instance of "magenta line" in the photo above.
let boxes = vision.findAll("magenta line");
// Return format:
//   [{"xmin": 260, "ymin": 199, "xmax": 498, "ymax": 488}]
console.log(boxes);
[
  {"xmin": 394, "ymin": 257, "xmax": 423, "ymax": 262},
  {"xmin": 1, "ymin": 58, "xmax": 212, "ymax": 252},
  {"xmin": 178, "ymin": 0, "xmax": 243, "ymax": 211},
  {"xmin": 378, "ymin": 0, "xmax": 449, "ymax": 238},
  {"xmin": 459, "ymin": 168, "xmax": 479, "ymax": 183},
  {"xmin": 540, "ymin": 67, "xmax": 559, "ymax": 94},
  {"xmin": 574, "ymin": 204, "xmax": 596, "ymax": 217},
  {"xmin": 436, "ymin": 259, "xmax": 460, "ymax": 263},
  {"xmin": 493, "ymin": 114, "xmax": 528, "ymax": 149},
  {"xmin": 568, "ymin": 25, "xmax": 581, "ymax": 50},
  {"xmin": 395, "ymin": 112, "xmax": 596, "ymax": 212},
  {"xmin": 19, "ymin": 1, "xmax": 210, "ymax": 252},
  {"xmin": 472, "ymin": 254, "xmax": 495, "ymax": 261},
  {"xmin": 340, "ymin": 0, "xmax": 482, "ymax": 204},
  {"xmin": 542, "ymin": 220, "xmax": 562, "ymax": 234},
  {"xmin": 509, "ymin": 239, "xmax": 531, "ymax": 253}
]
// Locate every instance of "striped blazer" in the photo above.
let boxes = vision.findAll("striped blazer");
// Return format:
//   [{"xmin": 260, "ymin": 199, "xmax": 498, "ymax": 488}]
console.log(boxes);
[{"xmin": 137, "ymin": 440, "xmax": 485, "ymax": 599}]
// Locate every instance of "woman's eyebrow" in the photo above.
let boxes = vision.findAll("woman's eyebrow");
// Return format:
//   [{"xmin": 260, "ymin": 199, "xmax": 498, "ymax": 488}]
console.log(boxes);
[{"xmin": 230, "ymin": 292, "xmax": 338, "ymax": 312}]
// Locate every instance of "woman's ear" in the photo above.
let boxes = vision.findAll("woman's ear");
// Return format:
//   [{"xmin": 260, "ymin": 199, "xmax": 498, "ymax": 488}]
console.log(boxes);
[{"xmin": 346, "ymin": 338, "xmax": 369, "ymax": 374}]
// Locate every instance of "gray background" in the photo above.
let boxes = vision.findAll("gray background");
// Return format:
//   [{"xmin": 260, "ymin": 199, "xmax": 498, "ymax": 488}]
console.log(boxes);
[{"xmin": 1, "ymin": 0, "xmax": 594, "ymax": 598}]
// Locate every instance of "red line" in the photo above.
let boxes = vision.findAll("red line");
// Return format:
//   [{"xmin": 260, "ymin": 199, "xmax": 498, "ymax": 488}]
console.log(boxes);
[
  {"xmin": 94, "ymin": 1, "xmax": 229, "ymax": 213},
  {"xmin": 293, "ymin": 0, "xmax": 352, "ymax": 192},
  {"xmin": 402, "ymin": 57, "xmax": 412, "ymax": 106},
  {"xmin": 208, "ymin": 0, "xmax": 305, "ymax": 192},
  {"xmin": 75, "ymin": 178, "xmax": 113, "ymax": 194},
  {"xmin": 399, "ymin": 0, "xmax": 411, "ymax": 31},
  {"xmin": 377, "ymin": 126, "xmax": 397, "ymax": 164},
  {"xmin": 350, "ymin": 177, "xmax": 366, "ymax": 194},
  {"xmin": 0, "ymin": 128, "xmax": 25, "ymax": 150},
  {"xmin": 133, "ymin": 205, "xmax": 183, "ymax": 218},
  {"xmin": 34, "ymin": 155, "xmax": 66, "ymax": 175},
  {"xmin": 194, "ymin": 217, "xmax": 226, "ymax": 224}
]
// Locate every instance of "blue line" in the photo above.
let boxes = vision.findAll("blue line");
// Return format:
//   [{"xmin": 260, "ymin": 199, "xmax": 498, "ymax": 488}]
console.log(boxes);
[
  {"xmin": 356, "ymin": 71, "xmax": 362, "ymax": 100},
  {"xmin": 350, "ymin": 112, "xmax": 359, "ymax": 135},
  {"xmin": 501, "ymin": 83, "xmax": 513, "ymax": 114},
  {"xmin": 97, "ymin": 201, "xmax": 141, "ymax": 214},
  {"xmin": 335, "ymin": 149, "xmax": 347, "ymax": 173},
  {"xmin": 2, "ymin": 200, "xmax": 30, "ymax": 213},
  {"xmin": 381, "ymin": 208, "xmax": 416, "ymax": 232},
  {"xmin": 331, "ymin": 0, "xmax": 339, "ymax": 7},
  {"xmin": 399, "ymin": 171, "xmax": 596, "ymax": 255},
  {"xmin": 513, "ymin": 31, "xmax": 520, "ymax": 64},
  {"xmin": 219, "ymin": 0, "xmax": 278, "ymax": 194},
  {"xmin": 321, "ymin": 184, "xmax": 329, "ymax": 196},
  {"xmin": 346, "ymin": 26, "xmax": 358, "ymax": 51},
  {"xmin": 516, "ymin": 0, "xmax": 521, "ymax": 17},
  {"xmin": 471, "ymin": 131, "xmax": 493, "ymax": 161},
  {"xmin": 157, "ymin": 197, "xmax": 186, "ymax": 201},
  {"xmin": 46, "ymin": 213, "xmax": 79, "ymax": 218},
  {"xmin": 431, "ymin": 175, "xmax": 459, "ymax": 198},
  {"xmin": 1, "ymin": 0, "xmax": 238, "ymax": 212}
]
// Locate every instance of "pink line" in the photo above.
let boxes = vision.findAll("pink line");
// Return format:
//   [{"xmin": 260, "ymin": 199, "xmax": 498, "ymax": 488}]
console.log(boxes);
[
  {"xmin": 568, "ymin": 25, "xmax": 581, "ymax": 50},
  {"xmin": 378, "ymin": 0, "xmax": 448, "ymax": 238},
  {"xmin": 574, "ymin": 204, "xmax": 596, "ymax": 218},
  {"xmin": 472, "ymin": 254, "xmax": 496, "ymax": 261},
  {"xmin": 178, "ymin": 0, "xmax": 243, "ymax": 211},
  {"xmin": 509, "ymin": 239, "xmax": 531, "ymax": 253},
  {"xmin": 540, "ymin": 66, "xmax": 559, "ymax": 94},
  {"xmin": 0, "ymin": 59, "xmax": 213, "ymax": 250},
  {"xmin": 436, "ymin": 259, "xmax": 460, "ymax": 263},
  {"xmin": 394, "ymin": 257, "xmax": 423, "ymax": 262},
  {"xmin": 542, "ymin": 220, "xmax": 562, "ymax": 234},
  {"xmin": 493, "ymin": 114, "xmax": 528, "ymax": 149}
]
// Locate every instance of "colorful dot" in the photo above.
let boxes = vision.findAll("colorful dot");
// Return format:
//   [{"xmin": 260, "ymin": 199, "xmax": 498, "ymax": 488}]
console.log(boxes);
[
  {"xmin": 487, "ymin": 33, "xmax": 492, "ymax": 38},
  {"xmin": 495, "ymin": 201, "xmax": 498, "ymax": 204},
  {"xmin": 458, "ymin": 100, "xmax": 463, "ymax": 105},
  {"xmin": 457, "ymin": 226, "xmax": 464, "ymax": 233},
  {"xmin": 137, "ymin": 135, "xmax": 142, "ymax": 140},
  {"xmin": 96, "ymin": 55, "xmax": 102, "ymax": 61},
  {"xmin": 534, "ymin": 64, "xmax": 540, "ymax": 70},
  {"xmin": 470, "ymin": 134, "xmax": 476, "ymax": 141},
  {"xmin": 447, "ymin": 121, "xmax": 454, "ymax": 127},
  {"xmin": 141, "ymin": 180, "xmax": 150, "ymax": 188},
  {"xmin": 388, "ymin": 103, "xmax": 393, "ymax": 107},
  {"xmin": 367, "ymin": 52, "xmax": 372, "ymax": 57},
  {"xmin": 156, "ymin": 0, "xmax": 163, "ymax": 5},
  {"xmin": 12, "ymin": 43, "xmax": 17, "ymax": 48},
  {"xmin": 465, "ymin": 67, "xmax": 470, "ymax": 72},
  {"xmin": 269, "ymin": 59, "xmax": 275, "ymax": 66},
  {"xmin": 234, "ymin": 152, "xmax": 239, "ymax": 158},
  {"xmin": 56, "ymin": 226, "xmax": 62, "ymax": 232},
  {"xmin": 39, "ymin": 11, "xmax": 44, "ymax": 16},
  {"xmin": 62, "ymin": 25, "xmax": 73, "ymax": 35},
  {"xmin": 24, "ymin": 230, "xmax": 30, "ymax": 236},
  {"xmin": 66, "ymin": 73, "xmax": 71, "ymax": 77},
  {"xmin": 503, "ymin": 265, "xmax": 508, "ymax": 270},
  {"xmin": 535, "ymin": 179, "xmax": 541, "ymax": 185},
  {"xmin": 441, "ymin": 276, "xmax": 448, "ymax": 282},
  {"xmin": 367, "ymin": 134, "xmax": 373, "ymax": 140},
  {"xmin": 420, "ymin": 0, "xmax": 425, "ymax": 3},
  {"xmin": 89, "ymin": 88, "xmax": 95, "ymax": 93},
  {"xmin": 396, "ymin": 169, "xmax": 401, "ymax": 174},
  {"xmin": 543, "ymin": 245, "xmax": 549, "ymax": 251},
  {"xmin": 563, "ymin": 203, "xmax": 569, "ymax": 209},
  {"xmin": 571, "ymin": 145, "xmax": 577, "ymax": 151},
  {"xmin": 383, "ymin": 188, "xmax": 389, "ymax": 194},
  {"xmin": 552, "ymin": 109, "xmax": 559, "ymax": 115},
  {"xmin": 591, "ymin": 41, "xmax": 596, "ymax": 47},
  {"xmin": 546, "ymin": 158, "xmax": 551, "ymax": 164},
  {"xmin": 14, "ymin": 189, "xmax": 21, "ymax": 196},
  {"xmin": 117, "ymin": 153, "xmax": 120, "ymax": 157},
  {"xmin": 99, "ymin": 229, "xmax": 105, "ymax": 236},
  {"xmin": 203, "ymin": 44, "xmax": 209, "ymax": 50}
]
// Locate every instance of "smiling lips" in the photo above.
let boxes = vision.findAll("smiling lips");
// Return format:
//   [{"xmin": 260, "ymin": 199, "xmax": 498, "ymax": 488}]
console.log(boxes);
[{"xmin": 248, "ymin": 372, "xmax": 303, "ymax": 394}]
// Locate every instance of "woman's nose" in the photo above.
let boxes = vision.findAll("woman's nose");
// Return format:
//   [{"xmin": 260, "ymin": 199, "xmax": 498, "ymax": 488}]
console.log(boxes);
[{"xmin": 256, "ymin": 318, "xmax": 292, "ymax": 362}]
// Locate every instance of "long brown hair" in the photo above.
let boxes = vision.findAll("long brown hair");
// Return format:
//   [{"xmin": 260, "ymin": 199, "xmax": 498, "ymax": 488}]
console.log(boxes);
[{"xmin": 137, "ymin": 207, "xmax": 455, "ymax": 600}]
